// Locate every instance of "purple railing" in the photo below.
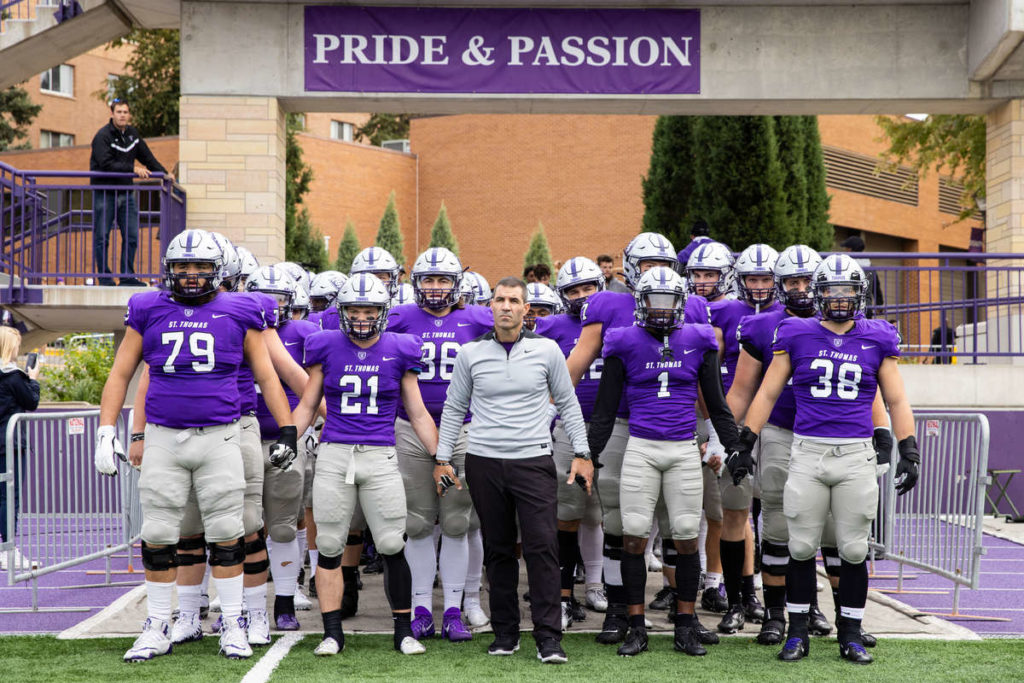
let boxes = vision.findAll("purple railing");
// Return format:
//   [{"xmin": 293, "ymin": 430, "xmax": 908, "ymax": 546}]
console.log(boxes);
[{"xmin": 0, "ymin": 161, "xmax": 186, "ymax": 303}]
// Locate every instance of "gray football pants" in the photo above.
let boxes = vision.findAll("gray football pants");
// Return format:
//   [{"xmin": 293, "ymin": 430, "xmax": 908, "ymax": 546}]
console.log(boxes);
[
  {"xmin": 594, "ymin": 418, "xmax": 630, "ymax": 536},
  {"xmin": 620, "ymin": 436, "xmax": 703, "ymax": 541},
  {"xmin": 260, "ymin": 440, "xmax": 305, "ymax": 543},
  {"xmin": 552, "ymin": 420, "xmax": 602, "ymax": 525},
  {"xmin": 395, "ymin": 417, "xmax": 472, "ymax": 539}
]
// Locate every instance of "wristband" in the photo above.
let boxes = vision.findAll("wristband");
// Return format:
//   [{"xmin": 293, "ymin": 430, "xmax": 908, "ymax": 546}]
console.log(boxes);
[{"xmin": 130, "ymin": 433, "xmax": 145, "ymax": 443}]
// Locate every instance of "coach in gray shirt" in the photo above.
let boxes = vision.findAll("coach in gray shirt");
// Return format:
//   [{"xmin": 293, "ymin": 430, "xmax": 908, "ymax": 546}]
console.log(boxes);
[{"xmin": 436, "ymin": 276, "xmax": 592, "ymax": 664}]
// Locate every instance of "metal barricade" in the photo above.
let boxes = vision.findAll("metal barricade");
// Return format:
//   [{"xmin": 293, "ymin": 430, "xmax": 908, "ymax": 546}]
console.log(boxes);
[
  {"xmin": 1, "ymin": 409, "xmax": 140, "ymax": 613},
  {"xmin": 871, "ymin": 412, "xmax": 1004, "ymax": 621}
]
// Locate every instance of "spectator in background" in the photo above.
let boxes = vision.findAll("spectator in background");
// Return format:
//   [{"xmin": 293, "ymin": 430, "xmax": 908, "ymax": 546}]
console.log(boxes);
[
  {"xmin": 89, "ymin": 99, "xmax": 173, "ymax": 287},
  {"xmin": 596, "ymin": 254, "xmax": 629, "ymax": 293},
  {"xmin": 675, "ymin": 219, "xmax": 714, "ymax": 268},
  {"xmin": 524, "ymin": 265, "xmax": 537, "ymax": 283},
  {"xmin": 929, "ymin": 318, "xmax": 956, "ymax": 365},
  {"xmin": 0, "ymin": 326, "xmax": 41, "ymax": 570},
  {"xmin": 1, "ymin": 310, "xmax": 27, "ymax": 335},
  {"xmin": 533, "ymin": 264, "xmax": 552, "ymax": 286},
  {"xmin": 840, "ymin": 235, "xmax": 884, "ymax": 318}
]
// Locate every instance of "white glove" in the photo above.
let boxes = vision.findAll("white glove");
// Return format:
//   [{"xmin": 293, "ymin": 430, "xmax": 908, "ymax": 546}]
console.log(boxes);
[
  {"xmin": 875, "ymin": 463, "xmax": 891, "ymax": 478},
  {"xmin": 303, "ymin": 426, "xmax": 320, "ymax": 459},
  {"xmin": 704, "ymin": 419, "xmax": 726, "ymax": 459},
  {"xmin": 95, "ymin": 425, "xmax": 125, "ymax": 476}
]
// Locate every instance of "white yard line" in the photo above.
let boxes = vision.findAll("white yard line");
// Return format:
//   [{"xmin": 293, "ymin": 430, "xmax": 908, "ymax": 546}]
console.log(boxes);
[{"xmin": 239, "ymin": 632, "xmax": 304, "ymax": 683}]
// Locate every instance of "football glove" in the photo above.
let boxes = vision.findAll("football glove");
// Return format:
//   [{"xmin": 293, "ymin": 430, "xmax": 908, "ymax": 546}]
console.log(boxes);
[
  {"xmin": 872, "ymin": 427, "xmax": 893, "ymax": 478},
  {"xmin": 438, "ymin": 463, "xmax": 460, "ymax": 496},
  {"xmin": 303, "ymin": 427, "xmax": 320, "ymax": 459},
  {"xmin": 895, "ymin": 435, "xmax": 920, "ymax": 496},
  {"xmin": 94, "ymin": 425, "xmax": 125, "ymax": 476},
  {"xmin": 269, "ymin": 426, "xmax": 299, "ymax": 471},
  {"xmin": 704, "ymin": 418, "xmax": 726, "ymax": 461},
  {"xmin": 725, "ymin": 426, "xmax": 758, "ymax": 487}
]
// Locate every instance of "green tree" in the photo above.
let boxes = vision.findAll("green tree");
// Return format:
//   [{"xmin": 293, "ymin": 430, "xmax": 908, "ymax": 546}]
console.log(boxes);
[
  {"xmin": 0, "ymin": 86, "xmax": 42, "ymax": 151},
  {"xmin": 523, "ymin": 222, "xmax": 555, "ymax": 275},
  {"xmin": 101, "ymin": 30, "xmax": 180, "ymax": 137},
  {"xmin": 875, "ymin": 114, "xmax": 986, "ymax": 220},
  {"xmin": 641, "ymin": 116, "xmax": 696, "ymax": 247},
  {"xmin": 428, "ymin": 202, "xmax": 459, "ymax": 256},
  {"xmin": 375, "ymin": 191, "xmax": 405, "ymax": 268},
  {"xmin": 40, "ymin": 335, "xmax": 115, "ymax": 404},
  {"xmin": 802, "ymin": 116, "xmax": 834, "ymax": 250},
  {"xmin": 284, "ymin": 113, "xmax": 327, "ymax": 270},
  {"xmin": 334, "ymin": 220, "xmax": 361, "ymax": 274},
  {"xmin": 356, "ymin": 114, "xmax": 411, "ymax": 146},
  {"xmin": 774, "ymin": 116, "xmax": 809, "ymax": 244}
]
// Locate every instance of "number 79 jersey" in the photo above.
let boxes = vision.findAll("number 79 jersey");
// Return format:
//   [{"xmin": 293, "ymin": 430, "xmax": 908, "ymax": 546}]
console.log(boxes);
[
  {"xmin": 125, "ymin": 290, "xmax": 267, "ymax": 429},
  {"xmin": 772, "ymin": 316, "xmax": 901, "ymax": 439}
]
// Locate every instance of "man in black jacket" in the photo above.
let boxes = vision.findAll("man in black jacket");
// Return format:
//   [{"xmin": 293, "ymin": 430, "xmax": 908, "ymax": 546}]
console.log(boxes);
[{"xmin": 89, "ymin": 100, "xmax": 172, "ymax": 286}]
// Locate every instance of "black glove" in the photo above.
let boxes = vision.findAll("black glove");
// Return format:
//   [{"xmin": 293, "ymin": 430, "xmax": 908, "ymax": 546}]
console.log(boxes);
[
  {"xmin": 725, "ymin": 426, "xmax": 758, "ymax": 487},
  {"xmin": 872, "ymin": 427, "xmax": 893, "ymax": 467},
  {"xmin": 269, "ymin": 426, "xmax": 299, "ymax": 471},
  {"xmin": 895, "ymin": 435, "xmax": 920, "ymax": 496}
]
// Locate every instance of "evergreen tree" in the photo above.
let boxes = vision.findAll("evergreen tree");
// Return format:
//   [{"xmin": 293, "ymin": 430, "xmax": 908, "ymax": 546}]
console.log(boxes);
[
  {"xmin": 335, "ymin": 220, "xmax": 361, "ymax": 274},
  {"xmin": 0, "ymin": 86, "xmax": 41, "ymax": 151},
  {"xmin": 284, "ymin": 113, "xmax": 327, "ymax": 270},
  {"xmin": 641, "ymin": 116, "xmax": 696, "ymax": 247},
  {"xmin": 428, "ymin": 202, "xmax": 459, "ymax": 256},
  {"xmin": 802, "ymin": 116, "xmax": 834, "ymax": 250},
  {"xmin": 102, "ymin": 30, "xmax": 180, "ymax": 137},
  {"xmin": 774, "ymin": 116, "xmax": 809, "ymax": 244},
  {"xmin": 375, "ymin": 191, "xmax": 405, "ymax": 268},
  {"xmin": 523, "ymin": 222, "xmax": 555, "ymax": 275},
  {"xmin": 355, "ymin": 113, "xmax": 411, "ymax": 146}
]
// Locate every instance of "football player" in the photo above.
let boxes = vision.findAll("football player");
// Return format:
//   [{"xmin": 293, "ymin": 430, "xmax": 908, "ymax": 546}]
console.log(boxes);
[
  {"xmin": 292, "ymin": 273, "xmax": 438, "ymax": 657},
  {"xmin": 309, "ymin": 271, "xmax": 347, "ymax": 313},
  {"xmin": 523, "ymin": 282, "xmax": 562, "ymax": 330},
  {"xmin": 737, "ymin": 254, "xmax": 918, "ymax": 664}
]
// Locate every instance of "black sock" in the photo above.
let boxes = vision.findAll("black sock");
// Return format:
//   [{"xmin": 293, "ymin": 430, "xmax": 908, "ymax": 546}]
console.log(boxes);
[
  {"xmin": 558, "ymin": 529, "xmax": 579, "ymax": 591},
  {"xmin": 628, "ymin": 613, "xmax": 645, "ymax": 629},
  {"xmin": 675, "ymin": 612, "xmax": 696, "ymax": 627},
  {"xmin": 742, "ymin": 574, "xmax": 755, "ymax": 600},
  {"xmin": 838, "ymin": 559, "xmax": 868, "ymax": 628},
  {"xmin": 675, "ymin": 551, "xmax": 701, "ymax": 603},
  {"xmin": 274, "ymin": 594, "xmax": 295, "ymax": 618},
  {"xmin": 832, "ymin": 587, "xmax": 841, "ymax": 617},
  {"xmin": 322, "ymin": 608, "xmax": 344, "ymax": 642},
  {"xmin": 342, "ymin": 565, "xmax": 358, "ymax": 587},
  {"xmin": 382, "ymin": 551, "xmax": 412, "ymax": 612},
  {"xmin": 787, "ymin": 611, "xmax": 809, "ymax": 640},
  {"xmin": 763, "ymin": 585, "xmax": 786, "ymax": 622},
  {"xmin": 720, "ymin": 539, "xmax": 745, "ymax": 606},
  {"xmin": 786, "ymin": 557, "xmax": 816, "ymax": 607},
  {"xmin": 621, "ymin": 551, "xmax": 647, "ymax": 607}
]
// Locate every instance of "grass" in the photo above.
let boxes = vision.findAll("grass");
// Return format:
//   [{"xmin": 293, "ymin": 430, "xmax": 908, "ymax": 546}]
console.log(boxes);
[{"xmin": 3, "ymin": 634, "xmax": 1023, "ymax": 682}]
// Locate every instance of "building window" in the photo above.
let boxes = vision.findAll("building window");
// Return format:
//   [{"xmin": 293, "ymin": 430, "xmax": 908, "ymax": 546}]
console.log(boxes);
[
  {"xmin": 331, "ymin": 120, "xmax": 354, "ymax": 142},
  {"xmin": 40, "ymin": 64, "xmax": 74, "ymax": 96},
  {"xmin": 40, "ymin": 130, "xmax": 75, "ymax": 148}
]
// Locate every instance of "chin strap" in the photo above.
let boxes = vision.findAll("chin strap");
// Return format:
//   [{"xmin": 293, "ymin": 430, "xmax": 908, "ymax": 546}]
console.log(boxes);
[{"xmin": 660, "ymin": 333, "xmax": 674, "ymax": 361}]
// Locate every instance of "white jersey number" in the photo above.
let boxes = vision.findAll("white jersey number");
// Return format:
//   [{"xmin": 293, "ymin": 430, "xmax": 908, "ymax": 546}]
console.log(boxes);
[
  {"xmin": 419, "ymin": 341, "xmax": 460, "ymax": 381},
  {"xmin": 809, "ymin": 359, "xmax": 862, "ymax": 400},
  {"xmin": 656, "ymin": 370, "xmax": 671, "ymax": 398},
  {"xmin": 339, "ymin": 374, "xmax": 380, "ymax": 415},
  {"xmin": 161, "ymin": 331, "xmax": 215, "ymax": 373},
  {"xmin": 586, "ymin": 357, "xmax": 603, "ymax": 381}
]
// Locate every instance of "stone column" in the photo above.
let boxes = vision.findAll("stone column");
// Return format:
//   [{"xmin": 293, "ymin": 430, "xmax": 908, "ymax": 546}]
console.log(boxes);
[{"xmin": 178, "ymin": 95, "xmax": 286, "ymax": 264}]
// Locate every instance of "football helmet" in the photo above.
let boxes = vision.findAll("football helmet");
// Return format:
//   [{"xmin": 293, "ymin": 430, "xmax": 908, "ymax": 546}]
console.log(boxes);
[
  {"xmin": 459, "ymin": 276, "xmax": 477, "ymax": 306},
  {"xmin": 291, "ymin": 282, "xmax": 310, "ymax": 318},
  {"xmin": 278, "ymin": 261, "xmax": 311, "ymax": 294},
  {"xmin": 337, "ymin": 272, "xmax": 392, "ymax": 340},
  {"xmin": 163, "ymin": 230, "xmax": 223, "ymax": 300},
  {"xmin": 246, "ymin": 265, "xmax": 298, "ymax": 323},
  {"xmin": 208, "ymin": 232, "xmax": 241, "ymax": 292},
  {"xmin": 236, "ymin": 246, "xmax": 259, "ymax": 287},
  {"xmin": 623, "ymin": 232, "xmax": 677, "ymax": 288},
  {"xmin": 812, "ymin": 254, "xmax": 869, "ymax": 322},
  {"xmin": 686, "ymin": 241, "xmax": 735, "ymax": 300},
  {"xmin": 735, "ymin": 244, "xmax": 780, "ymax": 307},
  {"xmin": 555, "ymin": 257, "xmax": 604, "ymax": 316},
  {"xmin": 392, "ymin": 282, "xmax": 414, "ymax": 306},
  {"xmin": 465, "ymin": 271, "xmax": 492, "ymax": 305},
  {"xmin": 524, "ymin": 283, "xmax": 562, "ymax": 330},
  {"xmin": 774, "ymin": 245, "xmax": 822, "ymax": 316},
  {"xmin": 309, "ymin": 271, "xmax": 347, "ymax": 312},
  {"xmin": 633, "ymin": 266, "xmax": 687, "ymax": 331},
  {"xmin": 350, "ymin": 247, "xmax": 402, "ymax": 296},
  {"xmin": 412, "ymin": 247, "xmax": 463, "ymax": 310}
]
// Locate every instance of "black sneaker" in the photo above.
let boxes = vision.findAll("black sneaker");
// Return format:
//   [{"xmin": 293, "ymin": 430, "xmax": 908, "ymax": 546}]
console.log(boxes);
[
  {"xmin": 743, "ymin": 594, "xmax": 766, "ymax": 624},
  {"xmin": 808, "ymin": 605, "xmax": 831, "ymax": 636},
  {"xmin": 757, "ymin": 618, "xmax": 786, "ymax": 645},
  {"xmin": 778, "ymin": 636, "xmax": 809, "ymax": 662},
  {"xmin": 673, "ymin": 624, "xmax": 707, "ymax": 656},
  {"xmin": 717, "ymin": 604, "xmax": 745, "ymax": 634},
  {"xmin": 570, "ymin": 595, "xmax": 586, "ymax": 622},
  {"xmin": 616, "ymin": 627, "xmax": 648, "ymax": 657},
  {"xmin": 596, "ymin": 607, "xmax": 628, "ymax": 645},
  {"xmin": 861, "ymin": 628, "xmax": 877, "ymax": 648},
  {"xmin": 488, "ymin": 633, "xmax": 520, "ymax": 656},
  {"xmin": 839, "ymin": 640, "xmax": 874, "ymax": 664},
  {"xmin": 536, "ymin": 638, "xmax": 567, "ymax": 664},
  {"xmin": 649, "ymin": 586, "xmax": 675, "ymax": 611},
  {"xmin": 701, "ymin": 585, "xmax": 728, "ymax": 613},
  {"xmin": 694, "ymin": 617, "xmax": 720, "ymax": 645}
]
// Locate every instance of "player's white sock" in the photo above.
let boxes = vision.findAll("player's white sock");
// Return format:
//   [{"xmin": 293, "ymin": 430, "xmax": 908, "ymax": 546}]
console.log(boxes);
[
  {"xmin": 579, "ymin": 520, "xmax": 604, "ymax": 587},
  {"xmin": 698, "ymin": 513, "xmax": 709, "ymax": 571},
  {"xmin": 309, "ymin": 549, "xmax": 319, "ymax": 578},
  {"xmin": 243, "ymin": 582, "xmax": 268, "ymax": 614},
  {"xmin": 214, "ymin": 574, "xmax": 243, "ymax": 619},
  {"xmin": 439, "ymin": 534, "xmax": 469, "ymax": 611},
  {"xmin": 296, "ymin": 527, "xmax": 308, "ymax": 563},
  {"xmin": 146, "ymin": 580, "xmax": 174, "ymax": 623},
  {"xmin": 465, "ymin": 529, "xmax": 484, "ymax": 596},
  {"xmin": 705, "ymin": 571, "xmax": 723, "ymax": 590},
  {"xmin": 269, "ymin": 537, "xmax": 301, "ymax": 597},
  {"xmin": 405, "ymin": 535, "xmax": 438, "ymax": 613},
  {"xmin": 177, "ymin": 583, "xmax": 202, "ymax": 615}
]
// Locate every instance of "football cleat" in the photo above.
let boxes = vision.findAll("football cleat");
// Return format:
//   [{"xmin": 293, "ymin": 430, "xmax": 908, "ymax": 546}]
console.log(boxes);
[
  {"xmin": 757, "ymin": 618, "xmax": 786, "ymax": 645},
  {"xmin": 294, "ymin": 589, "xmax": 313, "ymax": 611},
  {"xmin": 840, "ymin": 640, "xmax": 874, "ymax": 664},
  {"xmin": 441, "ymin": 607, "xmax": 473, "ymax": 642},
  {"xmin": 171, "ymin": 611, "xmax": 203, "ymax": 644},
  {"xmin": 410, "ymin": 606, "xmax": 435, "ymax": 640},
  {"xmin": 536, "ymin": 638, "xmax": 568, "ymax": 664},
  {"xmin": 649, "ymin": 586, "xmax": 675, "ymax": 611},
  {"xmin": 717, "ymin": 604, "xmax": 745, "ymax": 634},
  {"xmin": 210, "ymin": 614, "xmax": 222, "ymax": 633},
  {"xmin": 276, "ymin": 613, "xmax": 300, "ymax": 631},
  {"xmin": 124, "ymin": 618, "xmax": 173, "ymax": 662},
  {"xmin": 617, "ymin": 627, "xmax": 649, "ymax": 657},
  {"xmin": 778, "ymin": 636, "xmax": 809, "ymax": 662},
  {"xmin": 701, "ymin": 585, "xmax": 728, "ymax": 613},
  {"xmin": 199, "ymin": 593, "xmax": 210, "ymax": 620},
  {"xmin": 808, "ymin": 605, "xmax": 832, "ymax": 636},
  {"xmin": 585, "ymin": 586, "xmax": 608, "ymax": 612},
  {"xmin": 314, "ymin": 635, "xmax": 343, "ymax": 656},
  {"xmin": 694, "ymin": 617, "xmax": 720, "ymax": 645},
  {"xmin": 647, "ymin": 554, "xmax": 663, "ymax": 572},
  {"xmin": 570, "ymin": 595, "xmax": 586, "ymax": 622},
  {"xmin": 861, "ymin": 628, "xmax": 878, "ymax": 648},
  {"xmin": 673, "ymin": 625, "xmax": 707, "ymax": 656},
  {"xmin": 560, "ymin": 600, "xmax": 574, "ymax": 631},
  {"xmin": 219, "ymin": 616, "xmax": 253, "ymax": 659},
  {"xmin": 464, "ymin": 603, "xmax": 490, "ymax": 631},
  {"xmin": 743, "ymin": 594, "xmax": 766, "ymax": 624},
  {"xmin": 596, "ymin": 608, "xmax": 628, "ymax": 645},
  {"xmin": 396, "ymin": 635, "xmax": 426, "ymax": 655},
  {"xmin": 247, "ymin": 609, "xmax": 271, "ymax": 646},
  {"xmin": 487, "ymin": 634, "xmax": 520, "ymax": 656}
]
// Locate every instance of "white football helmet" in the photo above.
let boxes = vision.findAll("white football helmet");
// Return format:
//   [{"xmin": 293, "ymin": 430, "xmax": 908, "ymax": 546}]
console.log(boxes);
[
  {"xmin": 350, "ymin": 247, "xmax": 402, "ymax": 296},
  {"xmin": 337, "ymin": 272, "xmax": 392, "ymax": 339},
  {"xmin": 278, "ymin": 261, "xmax": 311, "ymax": 294},
  {"xmin": 392, "ymin": 282, "xmax": 415, "ymax": 306},
  {"xmin": 633, "ymin": 266, "xmax": 687, "ymax": 331},
  {"xmin": 236, "ymin": 246, "xmax": 259, "ymax": 286},
  {"xmin": 163, "ymin": 230, "xmax": 223, "ymax": 299},
  {"xmin": 309, "ymin": 271, "xmax": 347, "ymax": 312},
  {"xmin": 465, "ymin": 271, "xmax": 491, "ymax": 305},
  {"xmin": 412, "ymin": 247, "xmax": 463, "ymax": 310},
  {"xmin": 555, "ymin": 257, "xmax": 604, "ymax": 316},
  {"xmin": 207, "ymin": 233, "xmax": 241, "ymax": 292},
  {"xmin": 246, "ymin": 265, "xmax": 298, "ymax": 323},
  {"xmin": 623, "ymin": 232, "xmax": 677, "ymax": 288},
  {"xmin": 774, "ymin": 245, "xmax": 822, "ymax": 315},
  {"xmin": 686, "ymin": 241, "xmax": 735, "ymax": 300},
  {"xmin": 524, "ymin": 283, "xmax": 561, "ymax": 330},
  {"xmin": 735, "ymin": 244, "xmax": 780, "ymax": 307},
  {"xmin": 812, "ymin": 254, "xmax": 869, "ymax": 322}
]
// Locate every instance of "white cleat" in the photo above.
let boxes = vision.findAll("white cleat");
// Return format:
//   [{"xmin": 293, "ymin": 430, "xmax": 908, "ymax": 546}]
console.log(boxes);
[
  {"xmin": 314, "ymin": 636, "xmax": 343, "ymax": 656},
  {"xmin": 585, "ymin": 586, "xmax": 608, "ymax": 613},
  {"xmin": 124, "ymin": 618, "xmax": 173, "ymax": 662},
  {"xmin": 171, "ymin": 611, "xmax": 203, "ymax": 644},
  {"xmin": 647, "ymin": 554, "xmax": 663, "ymax": 572},
  {"xmin": 247, "ymin": 609, "xmax": 271, "ymax": 646},
  {"xmin": 209, "ymin": 595, "xmax": 222, "ymax": 613},
  {"xmin": 293, "ymin": 590, "xmax": 313, "ymax": 610},
  {"xmin": 219, "ymin": 616, "xmax": 253, "ymax": 659},
  {"xmin": 398, "ymin": 635, "xmax": 426, "ymax": 655},
  {"xmin": 464, "ymin": 604, "xmax": 491, "ymax": 632}
]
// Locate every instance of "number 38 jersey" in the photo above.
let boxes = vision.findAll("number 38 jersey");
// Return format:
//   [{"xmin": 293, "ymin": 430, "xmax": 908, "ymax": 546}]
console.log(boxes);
[
  {"xmin": 304, "ymin": 330, "xmax": 425, "ymax": 446},
  {"xmin": 125, "ymin": 290, "xmax": 267, "ymax": 429},
  {"xmin": 603, "ymin": 323, "xmax": 718, "ymax": 442},
  {"xmin": 772, "ymin": 316, "xmax": 901, "ymax": 439},
  {"xmin": 386, "ymin": 303, "xmax": 493, "ymax": 425}
]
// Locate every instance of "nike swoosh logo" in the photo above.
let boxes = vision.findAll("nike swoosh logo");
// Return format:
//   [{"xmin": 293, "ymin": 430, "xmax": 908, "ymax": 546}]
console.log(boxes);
[
  {"xmin": 457, "ymin": 323, "xmax": 472, "ymax": 327},
  {"xmin": 284, "ymin": 342, "xmax": 298, "ymax": 346},
  {"xmin": 683, "ymin": 349, "xmax": 696, "ymax": 354},
  {"xmin": 382, "ymin": 356, "xmax": 397, "ymax": 361},
  {"xmin": 861, "ymin": 344, "xmax": 875, "ymax": 350},
  {"xmin": 212, "ymin": 314, "xmax": 227, "ymax": 319}
]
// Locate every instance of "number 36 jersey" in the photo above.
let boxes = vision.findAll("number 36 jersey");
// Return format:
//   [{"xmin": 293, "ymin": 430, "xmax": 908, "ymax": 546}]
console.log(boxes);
[
  {"xmin": 303, "ymin": 330, "xmax": 425, "ymax": 446},
  {"xmin": 772, "ymin": 316, "xmax": 901, "ymax": 440},
  {"xmin": 125, "ymin": 290, "xmax": 267, "ymax": 429}
]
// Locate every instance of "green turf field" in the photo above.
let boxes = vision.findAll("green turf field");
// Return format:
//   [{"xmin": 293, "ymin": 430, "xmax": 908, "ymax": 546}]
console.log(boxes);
[{"xmin": 4, "ymin": 634, "xmax": 1021, "ymax": 682}]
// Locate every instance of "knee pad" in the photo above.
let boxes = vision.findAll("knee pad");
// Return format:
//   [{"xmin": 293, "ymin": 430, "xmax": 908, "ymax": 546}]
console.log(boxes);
[
  {"xmin": 141, "ymin": 542, "xmax": 179, "ymax": 572},
  {"xmin": 788, "ymin": 538, "xmax": 818, "ymax": 563},
  {"xmin": 204, "ymin": 513, "xmax": 245, "ymax": 545},
  {"xmin": 669, "ymin": 513, "xmax": 699, "ymax": 542},
  {"xmin": 141, "ymin": 519, "xmax": 179, "ymax": 548},
  {"xmin": 269, "ymin": 523, "xmax": 296, "ymax": 544},
  {"xmin": 439, "ymin": 514, "xmax": 470, "ymax": 539},
  {"xmin": 243, "ymin": 501, "xmax": 263, "ymax": 537},
  {"xmin": 375, "ymin": 531, "xmax": 406, "ymax": 557},
  {"xmin": 837, "ymin": 540, "xmax": 868, "ymax": 565},
  {"xmin": 761, "ymin": 540, "xmax": 790, "ymax": 577},
  {"xmin": 317, "ymin": 552, "xmax": 343, "ymax": 570},
  {"xmin": 176, "ymin": 535, "xmax": 207, "ymax": 566},
  {"xmin": 405, "ymin": 512, "xmax": 434, "ymax": 540},
  {"xmin": 208, "ymin": 540, "xmax": 245, "ymax": 568},
  {"xmin": 243, "ymin": 530, "xmax": 269, "ymax": 574},
  {"xmin": 316, "ymin": 529, "xmax": 344, "ymax": 558}
]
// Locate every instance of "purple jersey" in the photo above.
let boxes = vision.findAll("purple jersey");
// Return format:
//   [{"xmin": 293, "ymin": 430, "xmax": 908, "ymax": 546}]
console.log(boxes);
[
  {"xmin": 603, "ymin": 323, "xmax": 718, "ymax": 441},
  {"xmin": 256, "ymin": 318, "xmax": 319, "ymax": 439},
  {"xmin": 236, "ymin": 292, "xmax": 278, "ymax": 416},
  {"xmin": 535, "ymin": 313, "xmax": 600, "ymax": 421},
  {"xmin": 710, "ymin": 299, "xmax": 781, "ymax": 392},
  {"xmin": 304, "ymin": 330, "xmax": 425, "ymax": 446},
  {"xmin": 307, "ymin": 310, "xmax": 323, "ymax": 328},
  {"xmin": 126, "ymin": 290, "xmax": 266, "ymax": 428},
  {"xmin": 736, "ymin": 308, "xmax": 795, "ymax": 431},
  {"xmin": 773, "ymin": 317, "xmax": 901, "ymax": 439},
  {"xmin": 387, "ymin": 303, "xmax": 493, "ymax": 424}
]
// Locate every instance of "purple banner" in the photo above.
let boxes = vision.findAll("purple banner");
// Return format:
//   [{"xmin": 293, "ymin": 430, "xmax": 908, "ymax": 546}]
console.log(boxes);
[{"xmin": 304, "ymin": 6, "xmax": 700, "ymax": 95}]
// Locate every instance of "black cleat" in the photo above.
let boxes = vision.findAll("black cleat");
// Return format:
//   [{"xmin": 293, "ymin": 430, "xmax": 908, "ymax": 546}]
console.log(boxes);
[
  {"xmin": 717, "ymin": 604, "xmax": 745, "ymax": 634},
  {"xmin": 743, "ymin": 595, "xmax": 766, "ymax": 624},
  {"xmin": 808, "ymin": 605, "xmax": 832, "ymax": 636},
  {"xmin": 861, "ymin": 628, "xmax": 877, "ymax": 648},
  {"xmin": 666, "ymin": 599, "xmax": 678, "ymax": 624},
  {"xmin": 757, "ymin": 618, "xmax": 786, "ymax": 645},
  {"xmin": 596, "ymin": 608, "xmax": 628, "ymax": 645},
  {"xmin": 701, "ymin": 586, "xmax": 728, "ymax": 613},
  {"xmin": 840, "ymin": 640, "xmax": 874, "ymax": 664},
  {"xmin": 617, "ymin": 627, "xmax": 648, "ymax": 657},
  {"xmin": 570, "ymin": 595, "xmax": 586, "ymax": 623},
  {"xmin": 649, "ymin": 587, "xmax": 675, "ymax": 611},
  {"xmin": 694, "ymin": 617, "xmax": 720, "ymax": 645},
  {"xmin": 778, "ymin": 636, "xmax": 809, "ymax": 662},
  {"xmin": 673, "ymin": 625, "xmax": 707, "ymax": 656}
]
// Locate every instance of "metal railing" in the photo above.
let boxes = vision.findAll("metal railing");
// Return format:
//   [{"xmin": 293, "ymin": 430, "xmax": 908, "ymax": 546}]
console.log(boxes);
[
  {"xmin": 870, "ymin": 412, "xmax": 1001, "ymax": 621},
  {"xmin": 2, "ymin": 408, "xmax": 140, "ymax": 613},
  {"xmin": 0, "ymin": 161, "xmax": 186, "ymax": 302}
]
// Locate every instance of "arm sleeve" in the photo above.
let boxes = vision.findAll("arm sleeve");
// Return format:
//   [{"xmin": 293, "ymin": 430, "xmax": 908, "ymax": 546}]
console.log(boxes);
[
  {"xmin": 587, "ymin": 355, "xmax": 625, "ymax": 459},
  {"xmin": 436, "ymin": 344, "xmax": 473, "ymax": 461},
  {"xmin": 135, "ymin": 138, "xmax": 167, "ymax": 174},
  {"xmin": 698, "ymin": 349, "xmax": 741, "ymax": 452},
  {"xmin": 11, "ymin": 375, "xmax": 40, "ymax": 412},
  {"xmin": 546, "ymin": 343, "xmax": 588, "ymax": 453}
]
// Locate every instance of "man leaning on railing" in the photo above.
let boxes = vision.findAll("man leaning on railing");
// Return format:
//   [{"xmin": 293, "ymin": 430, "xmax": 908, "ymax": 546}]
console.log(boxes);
[{"xmin": 89, "ymin": 99, "xmax": 174, "ymax": 287}]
